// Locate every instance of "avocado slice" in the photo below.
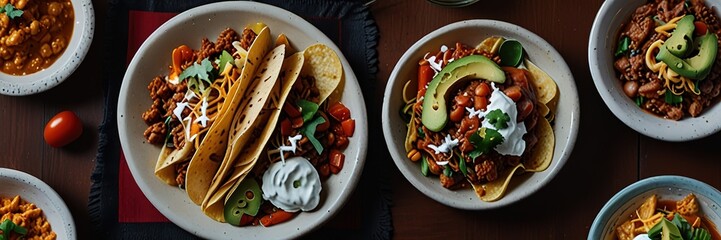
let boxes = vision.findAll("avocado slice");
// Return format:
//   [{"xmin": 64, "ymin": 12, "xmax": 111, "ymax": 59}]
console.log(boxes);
[
  {"xmin": 657, "ymin": 32, "xmax": 718, "ymax": 80},
  {"xmin": 664, "ymin": 15, "xmax": 695, "ymax": 58},
  {"xmin": 421, "ymin": 55, "xmax": 506, "ymax": 132},
  {"xmin": 660, "ymin": 218, "xmax": 684, "ymax": 240}
]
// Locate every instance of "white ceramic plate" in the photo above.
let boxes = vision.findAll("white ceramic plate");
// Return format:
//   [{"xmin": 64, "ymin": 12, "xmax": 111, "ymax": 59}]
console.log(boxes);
[
  {"xmin": 382, "ymin": 20, "xmax": 580, "ymax": 210},
  {"xmin": 117, "ymin": 2, "xmax": 367, "ymax": 239},
  {"xmin": 0, "ymin": 0, "xmax": 94, "ymax": 96},
  {"xmin": 589, "ymin": 0, "xmax": 721, "ymax": 141},
  {"xmin": 0, "ymin": 168, "xmax": 76, "ymax": 239},
  {"xmin": 589, "ymin": 175, "xmax": 721, "ymax": 240}
]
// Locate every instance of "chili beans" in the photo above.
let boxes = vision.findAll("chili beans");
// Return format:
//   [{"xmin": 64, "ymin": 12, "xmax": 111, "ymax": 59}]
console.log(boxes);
[{"xmin": 0, "ymin": 0, "xmax": 75, "ymax": 75}]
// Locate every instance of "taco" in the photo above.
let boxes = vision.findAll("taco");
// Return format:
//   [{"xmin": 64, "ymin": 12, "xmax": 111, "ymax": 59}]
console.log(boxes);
[
  {"xmin": 201, "ymin": 43, "xmax": 348, "ymax": 225},
  {"xmin": 184, "ymin": 26, "xmax": 287, "ymax": 205},
  {"xmin": 144, "ymin": 26, "xmax": 259, "ymax": 188}
]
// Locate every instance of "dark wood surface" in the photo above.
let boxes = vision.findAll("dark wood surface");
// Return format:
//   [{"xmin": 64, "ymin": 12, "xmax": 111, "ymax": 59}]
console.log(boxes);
[{"xmin": 0, "ymin": 0, "xmax": 719, "ymax": 239}]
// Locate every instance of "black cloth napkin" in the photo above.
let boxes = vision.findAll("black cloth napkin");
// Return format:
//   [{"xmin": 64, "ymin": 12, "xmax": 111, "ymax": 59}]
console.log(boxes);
[{"xmin": 88, "ymin": 0, "xmax": 390, "ymax": 238}]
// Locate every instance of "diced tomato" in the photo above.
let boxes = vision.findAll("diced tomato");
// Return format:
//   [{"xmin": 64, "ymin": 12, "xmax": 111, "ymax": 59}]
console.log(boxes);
[
  {"xmin": 695, "ymin": 21, "xmax": 708, "ymax": 36},
  {"xmin": 418, "ymin": 64, "xmax": 434, "ymax": 97},
  {"xmin": 340, "ymin": 119, "xmax": 355, "ymax": 137},
  {"xmin": 239, "ymin": 214, "xmax": 254, "ymax": 226},
  {"xmin": 316, "ymin": 112, "xmax": 330, "ymax": 132},
  {"xmin": 172, "ymin": 45, "xmax": 193, "ymax": 73},
  {"xmin": 260, "ymin": 209, "xmax": 296, "ymax": 227},
  {"xmin": 283, "ymin": 102, "xmax": 302, "ymax": 118},
  {"xmin": 328, "ymin": 102, "xmax": 351, "ymax": 122},
  {"xmin": 503, "ymin": 86, "xmax": 523, "ymax": 102},
  {"xmin": 329, "ymin": 149, "xmax": 345, "ymax": 174},
  {"xmin": 280, "ymin": 118, "xmax": 292, "ymax": 136}
]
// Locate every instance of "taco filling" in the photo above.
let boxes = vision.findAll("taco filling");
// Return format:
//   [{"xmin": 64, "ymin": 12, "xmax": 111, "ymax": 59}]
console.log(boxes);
[
  {"xmin": 401, "ymin": 38, "xmax": 557, "ymax": 201},
  {"xmin": 142, "ymin": 27, "xmax": 255, "ymax": 188}
]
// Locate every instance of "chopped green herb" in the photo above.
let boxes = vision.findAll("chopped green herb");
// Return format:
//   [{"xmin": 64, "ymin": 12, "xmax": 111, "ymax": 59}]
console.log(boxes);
[
  {"xmin": 0, "ymin": 4, "xmax": 23, "ymax": 20},
  {"xmin": 417, "ymin": 126, "xmax": 425, "ymax": 138},
  {"xmin": 443, "ymin": 165, "xmax": 451, "ymax": 177},
  {"xmin": 615, "ymin": 36, "xmax": 631, "ymax": 57},
  {"xmin": 672, "ymin": 213, "xmax": 693, "ymax": 239},
  {"xmin": 300, "ymin": 115, "xmax": 326, "ymax": 154},
  {"xmin": 468, "ymin": 127, "xmax": 504, "ymax": 160},
  {"xmin": 664, "ymin": 90, "xmax": 683, "ymax": 104},
  {"xmin": 297, "ymin": 100, "xmax": 319, "ymax": 122},
  {"xmin": 218, "ymin": 50, "xmax": 233, "ymax": 73},
  {"xmin": 692, "ymin": 228, "xmax": 712, "ymax": 240},
  {"xmin": 635, "ymin": 96, "xmax": 645, "ymax": 107},
  {"xmin": 179, "ymin": 58, "xmax": 214, "ymax": 83},
  {"xmin": 0, "ymin": 219, "xmax": 27, "ymax": 240},
  {"xmin": 486, "ymin": 109, "xmax": 510, "ymax": 129},
  {"xmin": 420, "ymin": 155, "xmax": 429, "ymax": 176}
]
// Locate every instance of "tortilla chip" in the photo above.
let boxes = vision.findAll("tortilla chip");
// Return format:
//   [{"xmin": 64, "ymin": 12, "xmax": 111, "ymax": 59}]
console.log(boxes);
[
  {"xmin": 474, "ymin": 163, "xmax": 525, "ymax": 202},
  {"xmin": 302, "ymin": 44, "xmax": 342, "ymax": 104},
  {"xmin": 524, "ymin": 118, "xmax": 554, "ymax": 172},
  {"xmin": 524, "ymin": 58, "xmax": 558, "ymax": 105},
  {"xmin": 184, "ymin": 27, "xmax": 274, "ymax": 205},
  {"xmin": 476, "ymin": 36, "xmax": 504, "ymax": 55}
]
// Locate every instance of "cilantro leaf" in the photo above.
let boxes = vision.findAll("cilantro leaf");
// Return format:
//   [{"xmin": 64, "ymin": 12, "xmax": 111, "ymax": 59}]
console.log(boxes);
[
  {"xmin": 2, "ymin": 4, "xmax": 23, "ymax": 20},
  {"xmin": 178, "ymin": 58, "xmax": 214, "ymax": 83},
  {"xmin": 458, "ymin": 154, "xmax": 468, "ymax": 177},
  {"xmin": 486, "ymin": 109, "xmax": 510, "ymax": 129},
  {"xmin": 300, "ymin": 116, "xmax": 326, "ymax": 154},
  {"xmin": 218, "ymin": 50, "xmax": 233, "ymax": 73},
  {"xmin": 468, "ymin": 127, "xmax": 505, "ymax": 160},
  {"xmin": 297, "ymin": 100, "xmax": 319, "ymax": 122},
  {"xmin": 0, "ymin": 219, "xmax": 27, "ymax": 239}
]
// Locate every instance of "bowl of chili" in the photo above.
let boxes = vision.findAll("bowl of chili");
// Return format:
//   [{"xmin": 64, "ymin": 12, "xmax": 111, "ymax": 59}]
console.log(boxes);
[{"xmin": 0, "ymin": 0, "xmax": 94, "ymax": 96}]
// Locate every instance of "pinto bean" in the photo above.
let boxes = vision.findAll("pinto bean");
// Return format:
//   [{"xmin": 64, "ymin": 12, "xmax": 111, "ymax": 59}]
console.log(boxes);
[
  {"xmin": 450, "ymin": 106, "xmax": 465, "ymax": 123},
  {"xmin": 623, "ymin": 81, "xmax": 639, "ymax": 98},
  {"xmin": 474, "ymin": 82, "xmax": 490, "ymax": 97},
  {"xmin": 455, "ymin": 95, "xmax": 471, "ymax": 108},
  {"xmin": 474, "ymin": 96, "xmax": 488, "ymax": 110}
]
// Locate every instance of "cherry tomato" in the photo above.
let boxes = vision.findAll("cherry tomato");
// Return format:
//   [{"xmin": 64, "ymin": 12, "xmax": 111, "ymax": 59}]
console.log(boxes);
[
  {"xmin": 44, "ymin": 111, "xmax": 83, "ymax": 148},
  {"xmin": 418, "ymin": 64, "xmax": 434, "ymax": 97},
  {"xmin": 329, "ymin": 149, "xmax": 345, "ymax": 174},
  {"xmin": 694, "ymin": 21, "xmax": 708, "ymax": 36}
]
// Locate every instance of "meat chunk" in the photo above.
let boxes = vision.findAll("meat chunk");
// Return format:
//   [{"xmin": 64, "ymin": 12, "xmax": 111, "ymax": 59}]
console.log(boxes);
[
  {"xmin": 239, "ymin": 28, "xmax": 257, "ymax": 50},
  {"xmin": 627, "ymin": 17, "xmax": 654, "ymax": 49},
  {"xmin": 659, "ymin": 0, "xmax": 686, "ymax": 23},
  {"xmin": 144, "ymin": 122, "xmax": 167, "ymax": 145}
]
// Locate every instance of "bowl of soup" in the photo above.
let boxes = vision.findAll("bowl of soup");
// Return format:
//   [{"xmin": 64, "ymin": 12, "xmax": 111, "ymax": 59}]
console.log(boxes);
[
  {"xmin": 0, "ymin": 0, "xmax": 94, "ymax": 96},
  {"xmin": 589, "ymin": 175, "xmax": 721, "ymax": 240}
]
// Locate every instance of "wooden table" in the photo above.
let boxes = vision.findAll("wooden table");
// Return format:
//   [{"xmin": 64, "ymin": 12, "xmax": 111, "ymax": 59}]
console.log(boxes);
[{"xmin": 1, "ymin": 0, "xmax": 720, "ymax": 239}]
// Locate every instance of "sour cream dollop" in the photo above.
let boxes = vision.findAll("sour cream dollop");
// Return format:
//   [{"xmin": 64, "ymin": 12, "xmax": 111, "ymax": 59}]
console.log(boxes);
[
  {"xmin": 261, "ymin": 156, "xmax": 322, "ymax": 212},
  {"xmin": 633, "ymin": 234, "xmax": 651, "ymax": 240},
  {"xmin": 471, "ymin": 83, "xmax": 527, "ymax": 156}
]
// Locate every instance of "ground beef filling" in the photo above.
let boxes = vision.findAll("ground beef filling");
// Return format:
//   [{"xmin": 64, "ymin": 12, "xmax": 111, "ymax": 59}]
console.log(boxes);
[
  {"xmin": 142, "ymin": 27, "xmax": 252, "ymax": 188},
  {"xmin": 614, "ymin": 0, "xmax": 721, "ymax": 120}
]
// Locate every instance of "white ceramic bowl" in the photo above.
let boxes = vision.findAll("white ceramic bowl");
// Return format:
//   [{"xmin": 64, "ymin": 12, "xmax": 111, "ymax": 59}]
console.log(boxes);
[
  {"xmin": 117, "ymin": 2, "xmax": 367, "ymax": 239},
  {"xmin": 589, "ymin": 175, "xmax": 721, "ymax": 240},
  {"xmin": 382, "ymin": 20, "xmax": 580, "ymax": 210},
  {"xmin": 0, "ymin": 0, "xmax": 94, "ymax": 96},
  {"xmin": 589, "ymin": 0, "xmax": 721, "ymax": 141},
  {"xmin": 0, "ymin": 168, "xmax": 76, "ymax": 239}
]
